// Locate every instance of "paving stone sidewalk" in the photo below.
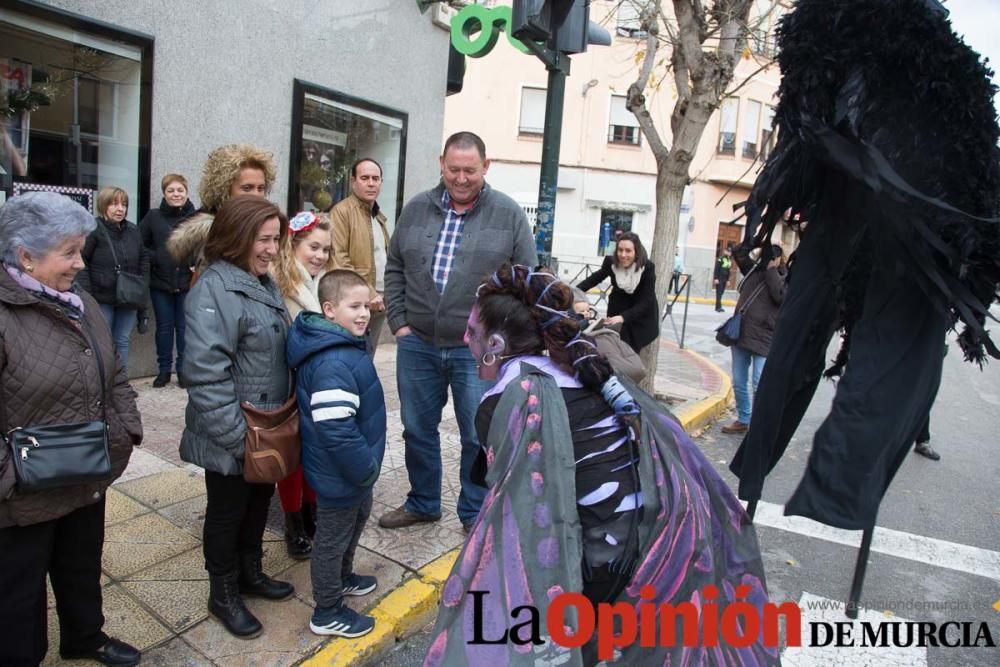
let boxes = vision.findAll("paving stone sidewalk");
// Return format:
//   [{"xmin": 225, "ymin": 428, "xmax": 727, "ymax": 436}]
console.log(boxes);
[{"xmin": 48, "ymin": 334, "xmax": 726, "ymax": 666}]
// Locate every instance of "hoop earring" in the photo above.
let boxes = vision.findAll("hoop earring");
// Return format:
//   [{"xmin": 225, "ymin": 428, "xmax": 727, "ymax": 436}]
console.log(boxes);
[{"xmin": 481, "ymin": 352, "xmax": 498, "ymax": 367}]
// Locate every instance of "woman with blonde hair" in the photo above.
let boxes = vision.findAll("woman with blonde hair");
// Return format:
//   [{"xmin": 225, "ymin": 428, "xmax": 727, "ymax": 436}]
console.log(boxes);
[
  {"xmin": 168, "ymin": 144, "xmax": 277, "ymax": 276},
  {"xmin": 269, "ymin": 210, "xmax": 336, "ymax": 558}
]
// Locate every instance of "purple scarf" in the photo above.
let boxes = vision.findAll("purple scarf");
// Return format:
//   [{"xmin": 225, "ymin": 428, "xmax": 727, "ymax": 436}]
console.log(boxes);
[{"xmin": 5, "ymin": 264, "xmax": 85, "ymax": 314}]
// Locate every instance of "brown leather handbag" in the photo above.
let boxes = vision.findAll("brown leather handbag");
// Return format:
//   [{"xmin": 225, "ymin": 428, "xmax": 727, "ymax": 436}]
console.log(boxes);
[{"xmin": 240, "ymin": 396, "xmax": 300, "ymax": 484}]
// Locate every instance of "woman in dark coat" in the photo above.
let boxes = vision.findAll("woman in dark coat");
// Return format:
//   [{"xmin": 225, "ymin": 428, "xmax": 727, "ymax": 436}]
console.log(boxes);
[
  {"xmin": 139, "ymin": 173, "xmax": 196, "ymax": 388},
  {"xmin": 575, "ymin": 231, "xmax": 658, "ymax": 353},
  {"xmin": 721, "ymin": 244, "xmax": 786, "ymax": 434},
  {"xmin": 0, "ymin": 192, "xmax": 142, "ymax": 666},
  {"xmin": 77, "ymin": 186, "xmax": 149, "ymax": 373}
]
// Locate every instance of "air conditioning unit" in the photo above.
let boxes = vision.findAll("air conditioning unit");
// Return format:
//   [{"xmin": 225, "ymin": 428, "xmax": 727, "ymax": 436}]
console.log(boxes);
[
  {"xmin": 432, "ymin": 0, "xmax": 498, "ymax": 30},
  {"xmin": 432, "ymin": 1, "xmax": 468, "ymax": 30}
]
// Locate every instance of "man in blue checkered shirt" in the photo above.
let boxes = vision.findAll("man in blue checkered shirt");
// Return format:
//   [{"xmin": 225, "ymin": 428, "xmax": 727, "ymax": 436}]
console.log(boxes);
[{"xmin": 381, "ymin": 132, "xmax": 537, "ymax": 532}]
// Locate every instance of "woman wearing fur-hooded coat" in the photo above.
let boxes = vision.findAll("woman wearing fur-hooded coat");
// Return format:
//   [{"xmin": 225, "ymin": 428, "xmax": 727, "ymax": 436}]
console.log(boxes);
[
  {"xmin": 728, "ymin": 0, "xmax": 1000, "ymax": 530},
  {"xmin": 167, "ymin": 144, "xmax": 277, "ymax": 278}
]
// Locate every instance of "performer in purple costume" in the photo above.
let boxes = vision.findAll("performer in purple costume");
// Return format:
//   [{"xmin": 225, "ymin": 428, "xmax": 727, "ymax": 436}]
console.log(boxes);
[{"xmin": 424, "ymin": 264, "xmax": 779, "ymax": 666}]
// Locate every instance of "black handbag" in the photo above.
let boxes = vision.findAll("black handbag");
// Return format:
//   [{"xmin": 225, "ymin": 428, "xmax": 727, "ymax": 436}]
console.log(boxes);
[
  {"xmin": 2, "ymin": 326, "xmax": 112, "ymax": 491},
  {"xmin": 98, "ymin": 222, "xmax": 146, "ymax": 309},
  {"xmin": 715, "ymin": 282, "xmax": 767, "ymax": 347}
]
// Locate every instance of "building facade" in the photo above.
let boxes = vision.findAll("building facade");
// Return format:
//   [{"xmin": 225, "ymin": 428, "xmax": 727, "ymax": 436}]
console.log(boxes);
[
  {"xmin": 442, "ymin": 0, "xmax": 788, "ymax": 295},
  {"xmin": 1, "ymin": 0, "xmax": 451, "ymax": 376}
]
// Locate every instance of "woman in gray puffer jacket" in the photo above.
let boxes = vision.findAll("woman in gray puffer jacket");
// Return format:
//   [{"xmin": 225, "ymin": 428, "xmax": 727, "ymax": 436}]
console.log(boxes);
[
  {"xmin": 180, "ymin": 196, "xmax": 295, "ymax": 639},
  {"xmin": 721, "ymin": 244, "xmax": 787, "ymax": 434}
]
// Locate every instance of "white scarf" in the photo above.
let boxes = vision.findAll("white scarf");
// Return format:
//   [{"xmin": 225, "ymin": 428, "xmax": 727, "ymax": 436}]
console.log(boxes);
[
  {"xmin": 612, "ymin": 263, "xmax": 644, "ymax": 294},
  {"xmin": 285, "ymin": 261, "xmax": 322, "ymax": 318}
]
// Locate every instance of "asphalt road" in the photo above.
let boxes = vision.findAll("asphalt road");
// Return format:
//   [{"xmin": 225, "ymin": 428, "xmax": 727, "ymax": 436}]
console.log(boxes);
[{"xmin": 383, "ymin": 301, "xmax": 1000, "ymax": 666}]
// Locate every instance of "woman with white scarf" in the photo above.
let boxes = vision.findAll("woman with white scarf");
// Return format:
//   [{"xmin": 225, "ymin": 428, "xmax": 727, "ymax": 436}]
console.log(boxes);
[{"xmin": 576, "ymin": 231, "xmax": 659, "ymax": 354}]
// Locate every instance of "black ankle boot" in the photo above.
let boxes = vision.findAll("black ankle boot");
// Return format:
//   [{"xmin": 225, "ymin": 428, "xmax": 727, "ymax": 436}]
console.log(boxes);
[
  {"xmin": 301, "ymin": 502, "xmax": 317, "ymax": 540},
  {"xmin": 238, "ymin": 550, "xmax": 295, "ymax": 600},
  {"xmin": 209, "ymin": 571, "xmax": 262, "ymax": 638},
  {"xmin": 152, "ymin": 372, "xmax": 170, "ymax": 388},
  {"xmin": 284, "ymin": 511, "xmax": 312, "ymax": 559}
]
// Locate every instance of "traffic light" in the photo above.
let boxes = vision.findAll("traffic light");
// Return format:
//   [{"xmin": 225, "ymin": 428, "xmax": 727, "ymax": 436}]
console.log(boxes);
[
  {"xmin": 511, "ymin": 0, "xmax": 610, "ymax": 54},
  {"xmin": 511, "ymin": 0, "xmax": 552, "ymax": 42}
]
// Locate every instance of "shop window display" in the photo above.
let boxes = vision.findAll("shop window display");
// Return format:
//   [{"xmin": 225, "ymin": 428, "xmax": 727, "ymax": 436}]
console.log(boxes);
[
  {"xmin": 0, "ymin": 6, "xmax": 150, "ymax": 209},
  {"xmin": 289, "ymin": 80, "xmax": 407, "ymax": 221}
]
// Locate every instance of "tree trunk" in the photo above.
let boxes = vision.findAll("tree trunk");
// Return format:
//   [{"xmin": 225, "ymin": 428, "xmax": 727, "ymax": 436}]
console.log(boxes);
[
  {"xmin": 629, "ymin": 0, "xmax": 756, "ymax": 394},
  {"xmin": 640, "ymin": 162, "xmax": 686, "ymax": 393}
]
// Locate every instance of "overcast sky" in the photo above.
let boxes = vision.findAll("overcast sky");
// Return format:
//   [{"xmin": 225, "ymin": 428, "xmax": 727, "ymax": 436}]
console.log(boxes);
[{"xmin": 944, "ymin": 0, "xmax": 1000, "ymax": 111}]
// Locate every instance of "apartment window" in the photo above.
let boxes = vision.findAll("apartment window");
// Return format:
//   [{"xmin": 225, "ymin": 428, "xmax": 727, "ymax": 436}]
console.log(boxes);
[
  {"xmin": 616, "ymin": 1, "xmax": 646, "ymax": 38},
  {"xmin": 741, "ymin": 99, "xmax": 762, "ymax": 159},
  {"xmin": 521, "ymin": 204, "xmax": 537, "ymax": 228},
  {"xmin": 749, "ymin": 0, "xmax": 779, "ymax": 56},
  {"xmin": 518, "ymin": 86, "xmax": 545, "ymax": 135},
  {"xmin": 760, "ymin": 105, "xmax": 776, "ymax": 160},
  {"xmin": 718, "ymin": 97, "xmax": 739, "ymax": 155},
  {"xmin": 289, "ymin": 80, "xmax": 407, "ymax": 218},
  {"xmin": 598, "ymin": 209, "xmax": 634, "ymax": 255},
  {"xmin": 608, "ymin": 95, "xmax": 640, "ymax": 145},
  {"xmin": 77, "ymin": 77, "xmax": 117, "ymax": 139}
]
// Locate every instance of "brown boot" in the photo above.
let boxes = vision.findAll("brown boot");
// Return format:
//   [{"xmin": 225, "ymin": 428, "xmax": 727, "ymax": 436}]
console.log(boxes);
[
  {"xmin": 378, "ymin": 506, "xmax": 441, "ymax": 529},
  {"xmin": 721, "ymin": 420, "xmax": 748, "ymax": 434}
]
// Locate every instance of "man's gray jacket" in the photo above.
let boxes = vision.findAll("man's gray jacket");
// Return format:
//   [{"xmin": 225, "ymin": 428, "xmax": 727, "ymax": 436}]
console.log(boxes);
[{"xmin": 385, "ymin": 182, "xmax": 537, "ymax": 347}]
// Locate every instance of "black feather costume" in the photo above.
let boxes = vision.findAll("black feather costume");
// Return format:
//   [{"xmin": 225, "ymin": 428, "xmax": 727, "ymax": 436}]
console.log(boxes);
[{"xmin": 729, "ymin": 0, "xmax": 1000, "ymax": 530}]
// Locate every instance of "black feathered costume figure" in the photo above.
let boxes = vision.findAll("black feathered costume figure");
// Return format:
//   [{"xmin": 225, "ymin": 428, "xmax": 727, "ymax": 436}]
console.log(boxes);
[{"xmin": 729, "ymin": 0, "xmax": 1000, "ymax": 531}]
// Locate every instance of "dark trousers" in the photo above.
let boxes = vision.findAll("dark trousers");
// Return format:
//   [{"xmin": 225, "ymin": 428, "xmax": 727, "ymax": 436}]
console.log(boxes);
[
  {"xmin": 669, "ymin": 271, "xmax": 681, "ymax": 295},
  {"xmin": 915, "ymin": 415, "xmax": 931, "ymax": 444},
  {"xmin": 149, "ymin": 288, "xmax": 186, "ymax": 374},
  {"xmin": 0, "ymin": 499, "xmax": 108, "ymax": 666},
  {"xmin": 715, "ymin": 279, "xmax": 728, "ymax": 309},
  {"xmin": 311, "ymin": 492, "xmax": 373, "ymax": 608},
  {"xmin": 203, "ymin": 471, "xmax": 274, "ymax": 575}
]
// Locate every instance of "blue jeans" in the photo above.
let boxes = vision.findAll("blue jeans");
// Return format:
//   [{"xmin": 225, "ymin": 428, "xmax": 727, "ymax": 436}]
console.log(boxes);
[
  {"xmin": 396, "ymin": 333, "xmax": 493, "ymax": 524},
  {"xmin": 98, "ymin": 304, "xmax": 137, "ymax": 372},
  {"xmin": 731, "ymin": 346, "xmax": 766, "ymax": 425},
  {"xmin": 149, "ymin": 289, "xmax": 187, "ymax": 374}
]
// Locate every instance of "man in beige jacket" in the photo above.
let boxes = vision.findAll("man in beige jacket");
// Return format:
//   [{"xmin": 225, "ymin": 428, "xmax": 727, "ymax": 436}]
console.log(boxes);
[{"xmin": 330, "ymin": 157, "xmax": 390, "ymax": 351}]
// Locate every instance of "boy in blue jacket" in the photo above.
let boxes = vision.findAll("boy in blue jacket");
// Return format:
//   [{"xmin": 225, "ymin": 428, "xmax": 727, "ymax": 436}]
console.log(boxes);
[{"xmin": 287, "ymin": 269, "xmax": 386, "ymax": 637}]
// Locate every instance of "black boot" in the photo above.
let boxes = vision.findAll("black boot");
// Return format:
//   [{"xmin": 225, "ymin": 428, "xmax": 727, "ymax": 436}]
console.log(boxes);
[
  {"xmin": 238, "ymin": 550, "xmax": 295, "ymax": 600},
  {"xmin": 209, "ymin": 571, "xmax": 262, "ymax": 638},
  {"xmin": 284, "ymin": 511, "xmax": 312, "ymax": 559},
  {"xmin": 152, "ymin": 372, "xmax": 170, "ymax": 388},
  {"xmin": 301, "ymin": 502, "xmax": 317, "ymax": 540}
]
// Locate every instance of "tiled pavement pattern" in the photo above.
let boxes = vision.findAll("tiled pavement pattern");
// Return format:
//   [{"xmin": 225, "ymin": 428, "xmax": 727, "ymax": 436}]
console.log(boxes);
[{"xmin": 44, "ymin": 335, "xmax": 720, "ymax": 666}]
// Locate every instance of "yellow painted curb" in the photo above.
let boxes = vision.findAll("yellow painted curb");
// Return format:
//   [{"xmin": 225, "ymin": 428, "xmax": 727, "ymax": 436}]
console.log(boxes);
[
  {"xmin": 418, "ymin": 549, "xmax": 461, "ymax": 586},
  {"xmin": 672, "ymin": 350, "xmax": 734, "ymax": 433},
  {"xmin": 670, "ymin": 295, "xmax": 738, "ymax": 307}
]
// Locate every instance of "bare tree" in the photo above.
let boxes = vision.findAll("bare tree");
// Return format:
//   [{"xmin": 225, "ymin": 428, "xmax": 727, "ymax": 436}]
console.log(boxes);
[{"xmin": 620, "ymin": 0, "xmax": 780, "ymax": 390}]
